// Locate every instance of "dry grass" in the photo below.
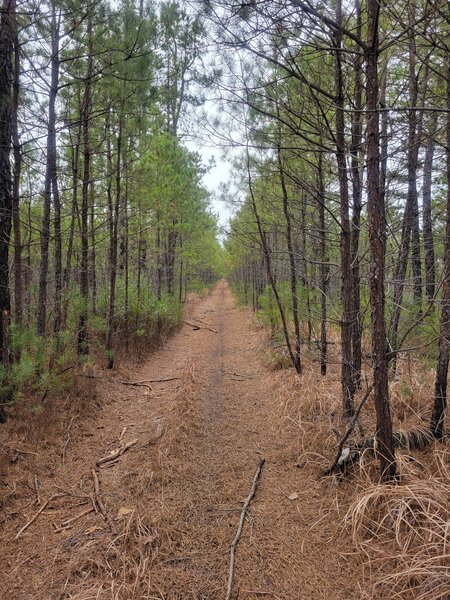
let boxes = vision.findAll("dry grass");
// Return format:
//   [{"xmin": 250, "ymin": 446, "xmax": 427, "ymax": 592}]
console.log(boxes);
[
  {"xmin": 265, "ymin": 334, "xmax": 449, "ymax": 600},
  {"xmin": 347, "ymin": 450, "xmax": 450, "ymax": 599}
]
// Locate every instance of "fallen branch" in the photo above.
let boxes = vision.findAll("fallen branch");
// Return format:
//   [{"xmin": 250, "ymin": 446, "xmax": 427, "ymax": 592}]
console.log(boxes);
[
  {"xmin": 15, "ymin": 493, "xmax": 65, "ymax": 539},
  {"xmin": 138, "ymin": 377, "xmax": 180, "ymax": 384},
  {"xmin": 226, "ymin": 458, "xmax": 265, "ymax": 600},
  {"xmin": 92, "ymin": 469, "xmax": 113, "ymax": 527},
  {"xmin": 55, "ymin": 506, "xmax": 95, "ymax": 532},
  {"xmin": 183, "ymin": 320, "xmax": 217, "ymax": 334},
  {"xmin": 62, "ymin": 415, "xmax": 76, "ymax": 466},
  {"xmin": 323, "ymin": 385, "xmax": 373, "ymax": 475},
  {"xmin": 96, "ymin": 439, "xmax": 138, "ymax": 466},
  {"xmin": 1, "ymin": 443, "xmax": 38, "ymax": 456},
  {"xmin": 116, "ymin": 380, "xmax": 152, "ymax": 393}
]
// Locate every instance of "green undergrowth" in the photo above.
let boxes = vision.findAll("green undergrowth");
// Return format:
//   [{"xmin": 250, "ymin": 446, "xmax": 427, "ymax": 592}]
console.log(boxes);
[{"xmin": 0, "ymin": 283, "xmax": 187, "ymax": 411}]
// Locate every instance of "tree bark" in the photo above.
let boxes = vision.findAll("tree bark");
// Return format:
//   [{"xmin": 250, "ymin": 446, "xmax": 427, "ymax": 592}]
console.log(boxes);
[
  {"xmin": 0, "ymin": 0, "xmax": 14, "ymax": 368},
  {"xmin": 37, "ymin": 4, "xmax": 60, "ymax": 337},
  {"xmin": 77, "ymin": 11, "xmax": 93, "ymax": 356},
  {"xmin": 106, "ymin": 113, "xmax": 121, "ymax": 369},
  {"xmin": 317, "ymin": 151, "xmax": 328, "ymax": 376},
  {"xmin": 430, "ymin": 61, "xmax": 450, "ymax": 439},
  {"xmin": 422, "ymin": 112, "xmax": 437, "ymax": 304},
  {"xmin": 11, "ymin": 0, "xmax": 22, "ymax": 328},
  {"xmin": 278, "ymin": 141, "xmax": 301, "ymax": 374},
  {"xmin": 335, "ymin": 0, "xmax": 354, "ymax": 419},
  {"xmin": 350, "ymin": 0, "xmax": 363, "ymax": 391},
  {"xmin": 366, "ymin": 0, "xmax": 396, "ymax": 481}
]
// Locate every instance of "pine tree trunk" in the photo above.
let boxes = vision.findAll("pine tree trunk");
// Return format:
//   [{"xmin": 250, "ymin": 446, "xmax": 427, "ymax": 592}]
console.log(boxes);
[
  {"xmin": 366, "ymin": 0, "xmax": 396, "ymax": 482},
  {"xmin": 430, "ymin": 62, "xmax": 450, "ymax": 439},
  {"xmin": 247, "ymin": 150, "xmax": 299, "ymax": 373},
  {"xmin": 77, "ymin": 12, "xmax": 93, "ymax": 356},
  {"xmin": 350, "ymin": 0, "xmax": 363, "ymax": 391},
  {"xmin": 0, "ymin": 0, "xmax": 14, "ymax": 368},
  {"xmin": 335, "ymin": 0, "xmax": 354, "ymax": 419},
  {"xmin": 318, "ymin": 151, "xmax": 328, "ymax": 376},
  {"xmin": 408, "ymin": 4, "xmax": 423, "ymax": 316},
  {"xmin": 106, "ymin": 114, "xmax": 121, "ymax": 369},
  {"xmin": 37, "ymin": 5, "xmax": 60, "ymax": 337},
  {"xmin": 422, "ymin": 112, "xmax": 437, "ymax": 304},
  {"xmin": 11, "ymin": 2, "xmax": 22, "ymax": 329},
  {"xmin": 278, "ymin": 140, "xmax": 301, "ymax": 373}
]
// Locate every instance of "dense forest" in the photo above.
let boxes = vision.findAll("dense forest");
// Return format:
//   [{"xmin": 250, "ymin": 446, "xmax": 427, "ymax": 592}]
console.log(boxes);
[
  {"xmin": 1, "ymin": 0, "xmax": 450, "ymax": 598},
  {"xmin": 218, "ymin": 0, "xmax": 450, "ymax": 480},
  {"xmin": 0, "ymin": 0, "xmax": 223, "ymax": 402}
]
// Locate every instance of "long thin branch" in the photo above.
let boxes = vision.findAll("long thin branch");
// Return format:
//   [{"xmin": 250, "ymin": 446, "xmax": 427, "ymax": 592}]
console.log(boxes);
[
  {"xmin": 15, "ymin": 493, "xmax": 65, "ymax": 539},
  {"xmin": 226, "ymin": 458, "xmax": 265, "ymax": 600}
]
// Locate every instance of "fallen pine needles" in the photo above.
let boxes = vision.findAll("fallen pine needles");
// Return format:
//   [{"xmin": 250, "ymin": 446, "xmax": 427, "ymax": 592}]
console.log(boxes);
[{"xmin": 226, "ymin": 458, "xmax": 265, "ymax": 600}]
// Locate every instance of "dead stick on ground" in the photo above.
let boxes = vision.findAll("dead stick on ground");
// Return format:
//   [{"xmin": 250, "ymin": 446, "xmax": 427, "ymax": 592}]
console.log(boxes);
[
  {"xmin": 116, "ymin": 380, "xmax": 153, "ymax": 393},
  {"xmin": 226, "ymin": 458, "xmax": 265, "ymax": 600},
  {"xmin": 138, "ymin": 377, "xmax": 180, "ymax": 384},
  {"xmin": 1, "ymin": 443, "xmax": 38, "ymax": 456},
  {"xmin": 62, "ymin": 415, "xmax": 76, "ymax": 466},
  {"xmin": 323, "ymin": 385, "xmax": 373, "ymax": 475},
  {"xmin": 92, "ymin": 469, "xmax": 113, "ymax": 527},
  {"xmin": 96, "ymin": 439, "xmax": 138, "ymax": 466},
  {"xmin": 34, "ymin": 475, "xmax": 40, "ymax": 505},
  {"xmin": 59, "ymin": 506, "xmax": 94, "ymax": 528},
  {"xmin": 15, "ymin": 493, "xmax": 65, "ymax": 539},
  {"xmin": 183, "ymin": 320, "xmax": 217, "ymax": 334}
]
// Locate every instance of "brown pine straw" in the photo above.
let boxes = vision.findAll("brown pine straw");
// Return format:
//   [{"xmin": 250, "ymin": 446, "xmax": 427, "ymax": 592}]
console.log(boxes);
[{"xmin": 347, "ymin": 451, "xmax": 450, "ymax": 600}]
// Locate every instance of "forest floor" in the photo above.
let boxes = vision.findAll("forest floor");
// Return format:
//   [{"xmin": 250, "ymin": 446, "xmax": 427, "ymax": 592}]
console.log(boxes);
[{"xmin": 1, "ymin": 281, "xmax": 382, "ymax": 599}]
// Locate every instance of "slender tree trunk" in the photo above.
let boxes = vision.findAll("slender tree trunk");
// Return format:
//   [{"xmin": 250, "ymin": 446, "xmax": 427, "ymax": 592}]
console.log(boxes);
[
  {"xmin": 37, "ymin": 5, "xmax": 60, "ymax": 337},
  {"xmin": 350, "ymin": 0, "xmax": 363, "ymax": 391},
  {"xmin": 247, "ymin": 149, "xmax": 299, "ymax": 373},
  {"xmin": 11, "ymin": 2, "xmax": 22, "ymax": 329},
  {"xmin": 63, "ymin": 117, "xmax": 81, "ymax": 293},
  {"xmin": 318, "ymin": 151, "xmax": 328, "ymax": 376},
  {"xmin": 156, "ymin": 221, "xmax": 162, "ymax": 300},
  {"xmin": 0, "ymin": 0, "xmax": 14, "ymax": 369},
  {"xmin": 166, "ymin": 225, "xmax": 178, "ymax": 296},
  {"xmin": 335, "ymin": 0, "xmax": 354, "ymax": 418},
  {"xmin": 430, "ymin": 62, "xmax": 450, "ymax": 439},
  {"xmin": 422, "ymin": 112, "xmax": 437, "ymax": 304},
  {"xmin": 77, "ymin": 12, "xmax": 93, "ymax": 356},
  {"xmin": 408, "ymin": 5, "xmax": 423, "ymax": 316},
  {"xmin": 106, "ymin": 114, "xmax": 121, "ymax": 369},
  {"xmin": 366, "ymin": 0, "xmax": 396, "ymax": 481},
  {"xmin": 52, "ymin": 165, "xmax": 62, "ymax": 335},
  {"xmin": 89, "ymin": 182, "xmax": 96, "ymax": 314},
  {"xmin": 279, "ymin": 150, "xmax": 302, "ymax": 373},
  {"xmin": 300, "ymin": 193, "xmax": 312, "ymax": 344}
]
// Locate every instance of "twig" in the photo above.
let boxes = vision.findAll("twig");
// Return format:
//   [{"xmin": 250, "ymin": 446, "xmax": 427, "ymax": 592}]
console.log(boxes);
[
  {"xmin": 138, "ymin": 377, "xmax": 180, "ymax": 383},
  {"xmin": 116, "ymin": 380, "xmax": 152, "ymax": 393},
  {"xmin": 1, "ymin": 443, "xmax": 38, "ymax": 456},
  {"xmin": 81, "ymin": 374, "xmax": 153, "ymax": 393},
  {"xmin": 183, "ymin": 319, "xmax": 218, "ymax": 333},
  {"xmin": 34, "ymin": 476, "xmax": 40, "ymax": 505},
  {"xmin": 323, "ymin": 385, "xmax": 373, "ymax": 476},
  {"xmin": 91, "ymin": 469, "xmax": 113, "ymax": 527},
  {"xmin": 226, "ymin": 458, "xmax": 265, "ymax": 600},
  {"xmin": 191, "ymin": 317, "xmax": 213, "ymax": 326},
  {"xmin": 15, "ymin": 493, "xmax": 64, "ymax": 539},
  {"xmin": 58, "ymin": 506, "xmax": 94, "ymax": 529},
  {"xmin": 62, "ymin": 415, "xmax": 76, "ymax": 466},
  {"xmin": 96, "ymin": 439, "xmax": 138, "ymax": 466}
]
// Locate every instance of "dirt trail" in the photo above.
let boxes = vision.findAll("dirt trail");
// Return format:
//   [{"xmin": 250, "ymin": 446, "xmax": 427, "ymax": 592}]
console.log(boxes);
[{"xmin": 1, "ymin": 281, "xmax": 363, "ymax": 599}]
